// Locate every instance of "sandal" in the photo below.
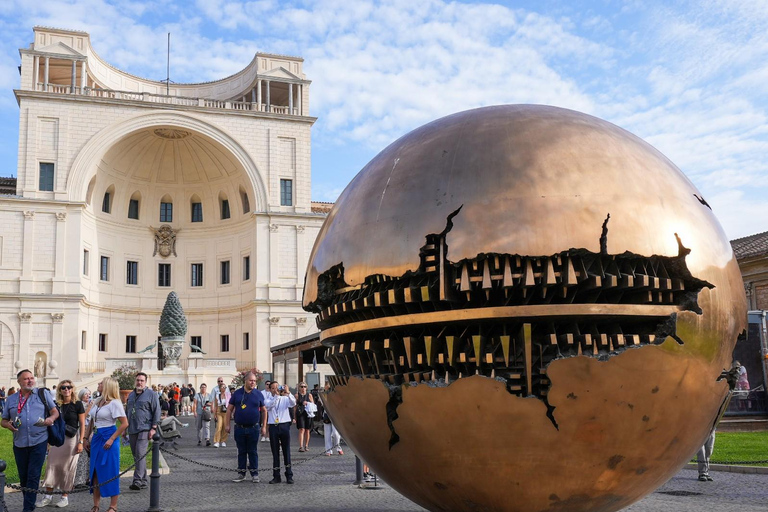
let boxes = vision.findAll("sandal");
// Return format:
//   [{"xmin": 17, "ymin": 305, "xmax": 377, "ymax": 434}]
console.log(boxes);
[
  {"xmin": 107, "ymin": 508, "xmax": 118, "ymax": 512},
  {"xmin": 90, "ymin": 507, "xmax": 99, "ymax": 512}
]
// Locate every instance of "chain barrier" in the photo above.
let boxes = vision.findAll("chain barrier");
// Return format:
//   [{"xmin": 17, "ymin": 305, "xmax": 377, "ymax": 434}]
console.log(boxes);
[
  {"xmin": 706, "ymin": 459, "xmax": 768, "ymax": 466},
  {"xmin": 3, "ymin": 445, "xmax": 152, "ymax": 496},
  {"xmin": 158, "ymin": 442, "xmax": 346, "ymax": 474}
]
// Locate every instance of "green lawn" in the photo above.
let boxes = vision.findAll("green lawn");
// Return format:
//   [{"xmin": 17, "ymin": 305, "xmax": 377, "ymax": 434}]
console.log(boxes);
[
  {"xmin": 704, "ymin": 431, "xmax": 768, "ymax": 466},
  {"xmin": 0, "ymin": 428, "xmax": 153, "ymax": 484}
]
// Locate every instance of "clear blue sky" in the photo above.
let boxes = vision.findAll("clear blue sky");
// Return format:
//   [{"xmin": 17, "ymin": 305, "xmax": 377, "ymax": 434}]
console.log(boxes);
[{"xmin": 1, "ymin": 0, "xmax": 767, "ymax": 239}]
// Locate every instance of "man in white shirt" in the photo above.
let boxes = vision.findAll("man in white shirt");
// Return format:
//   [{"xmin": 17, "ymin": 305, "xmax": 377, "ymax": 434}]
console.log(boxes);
[{"xmin": 264, "ymin": 381, "xmax": 296, "ymax": 484}]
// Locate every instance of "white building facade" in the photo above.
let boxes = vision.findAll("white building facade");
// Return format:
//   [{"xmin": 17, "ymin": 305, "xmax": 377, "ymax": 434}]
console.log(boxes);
[{"xmin": 0, "ymin": 27, "xmax": 326, "ymax": 389}]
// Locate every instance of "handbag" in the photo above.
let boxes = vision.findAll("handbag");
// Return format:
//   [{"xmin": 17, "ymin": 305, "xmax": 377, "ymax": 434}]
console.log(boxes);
[
  {"xmin": 38, "ymin": 388, "xmax": 66, "ymax": 447},
  {"xmin": 65, "ymin": 424, "xmax": 79, "ymax": 438},
  {"xmin": 202, "ymin": 409, "xmax": 212, "ymax": 421},
  {"xmin": 219, "ymin": 405, "xmax": 227, "ymax": 413}
]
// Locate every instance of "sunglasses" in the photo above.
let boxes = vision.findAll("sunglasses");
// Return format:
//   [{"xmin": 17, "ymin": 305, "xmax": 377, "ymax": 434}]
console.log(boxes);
[
  {"xmin": 299, "ymin": 386, "xmax": 307, "ymax": 388},
  {"xmin": 60, "ymin": 386, "xmax": 73, "ymax": 390}
]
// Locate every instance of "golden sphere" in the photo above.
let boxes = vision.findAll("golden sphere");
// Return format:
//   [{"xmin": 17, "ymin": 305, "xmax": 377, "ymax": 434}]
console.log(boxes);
[{"xmin": 304, "ymin": 105, "xmax": 746, "ymax": 512}]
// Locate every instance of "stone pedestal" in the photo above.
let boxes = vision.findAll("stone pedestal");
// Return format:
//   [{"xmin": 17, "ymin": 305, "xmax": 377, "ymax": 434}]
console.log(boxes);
[{"xmin": 161, "ymin": 335, "xmax": 185, "ymax": 370}]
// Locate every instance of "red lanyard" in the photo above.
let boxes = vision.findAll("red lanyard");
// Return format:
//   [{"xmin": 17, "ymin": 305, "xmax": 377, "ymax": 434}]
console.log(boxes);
[{"xmin": 17, "ymin": 393, "xmax": 30, "ymax": 414}]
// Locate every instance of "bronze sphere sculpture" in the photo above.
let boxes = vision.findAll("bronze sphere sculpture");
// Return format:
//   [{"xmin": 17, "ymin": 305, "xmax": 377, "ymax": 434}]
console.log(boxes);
[{"xmin": 303, "ymin": 105, "xmax": 746, "ymax": 512}]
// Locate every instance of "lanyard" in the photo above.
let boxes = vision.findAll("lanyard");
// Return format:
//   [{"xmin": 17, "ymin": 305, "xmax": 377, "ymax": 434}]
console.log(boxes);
[{"xmin": 17, "ymin": 393, "xmax": 30, "ymax": 415}]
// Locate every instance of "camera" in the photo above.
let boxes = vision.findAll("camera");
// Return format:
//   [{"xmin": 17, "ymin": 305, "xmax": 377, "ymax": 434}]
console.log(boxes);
[
  {"xmin": 278, "ymin": 385, "xmax": 285, "ymax": 392},
  {"xmin": 12, "ymin": 417, "xmax": 21, "ymax": 428}
]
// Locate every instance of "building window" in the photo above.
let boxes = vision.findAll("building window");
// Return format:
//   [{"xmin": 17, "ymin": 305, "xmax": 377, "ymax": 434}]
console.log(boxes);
[
  {"xmin": 280, "ymin": 179, "xmax": 293, "ymax": 206},
  {"xmin": 100, "ymin": 256, "xmax": 109, "ymax": 281},
  {"xmin": 243, "ymin": 255, "xmax": 250, "ymax": 281},
  {"xmin": 83, "ymin": 249, "xmax": 89, "ymax": 276},
  {"xmin": 191, "ymin": 335, "xmax": 203, "ymax": 353},
  {"xmin": 191, "ymin": 263, "xmax": 203, "ymax": 287},
  {"xmin": 102, "ymin": 192, "xmax": 111, "ymax": 213},
  {"xmin": 126, "ymin": 335, "xmax": 136, "ymax": 353},
  {"xmin": 221, "ymin": 334, "xmax": 230, "ymax": 352},
  {"xmin": 39, "ymin": 162, "xmax": 54, "ymax": 191},
  {"xmin": 81, "ymin": 331, "xmax": 86, "ymax": 350},
  {"xmin": 160, "ymin": 202, "xmax": 173, "ymax": 222},
  {"xmin": 128, "ymin": 199, "xmax": 140, "ymax": 220},
  {"xmin": 191, "ymin": 202, "xmax": 203, "ymax": 222},
  {"xmin": 221, "ymin": 199, "xmax": 230, "ymax": 220},
  {"xmin": 243, "ymin": 332, "xmax": 250, "ymax": 350},
  {"xmin": 241, "ymin": 191, "xmax": 250, "ymax": 214},
  {"xmin": 126, "ymin": 261, "xmax": 138, "ymax": 285},
  {"xmin": 98, "ymin": 333, "xmax": 107, "ymax": 352},
  {"xmin": 158, "ymin": 263, "xmax": 171, "ymax": 287},
  {"xmin": 220, "ymin": 260, "xmax": 230, "ymax": 285}
]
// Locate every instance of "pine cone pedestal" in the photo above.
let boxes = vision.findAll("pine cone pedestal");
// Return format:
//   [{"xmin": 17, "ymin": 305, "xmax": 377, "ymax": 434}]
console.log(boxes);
[{"xmin": 161, "ymin": 335, "xmax": 185, "ymax": 370}]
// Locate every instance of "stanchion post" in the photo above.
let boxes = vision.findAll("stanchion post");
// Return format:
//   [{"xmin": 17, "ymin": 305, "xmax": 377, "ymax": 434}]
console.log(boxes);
[
  {"xmin": 354, "ymin": 455, "xmax": 363, "ymax": 485},
  {"xmin": 147, "ymin": 433, "xmax": 162, "ymax": 512},
  {"xmin": 0, "ymin": 459, "xmax": 6, "ymax": 510}
]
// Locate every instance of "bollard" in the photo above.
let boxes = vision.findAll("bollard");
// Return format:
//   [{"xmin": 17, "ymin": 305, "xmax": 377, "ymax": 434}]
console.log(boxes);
[
  {"xmin": 0, "ymin": 459, "xmax": 6, "ymax": 511},
  {"xmin": 147, "ymin": 433, "xmax": 162, "ymax": 512},
  {"xmin": 354, "ymin": 455, "xmax": 363, "ymax": 485}
]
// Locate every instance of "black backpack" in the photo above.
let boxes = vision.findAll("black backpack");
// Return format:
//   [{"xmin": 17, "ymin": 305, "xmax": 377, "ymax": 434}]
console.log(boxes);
[{"xmin": 38, "ymin": 388, "xmax": 66, "ymax": 447}]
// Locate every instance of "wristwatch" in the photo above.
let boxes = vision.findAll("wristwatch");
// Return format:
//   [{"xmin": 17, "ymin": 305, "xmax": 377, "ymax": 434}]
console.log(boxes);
[{"xmin": 78, "ymin": 440, "xmax": 84, "ymax": 444}]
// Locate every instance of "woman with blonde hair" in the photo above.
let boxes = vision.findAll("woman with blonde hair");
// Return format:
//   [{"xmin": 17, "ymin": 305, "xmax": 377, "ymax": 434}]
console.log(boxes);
[
  {"xmin": 85, "ymin": 377, "xmax": 127, "ymax": 512},
  {"xmin": 38, "ymin": 379, "xmax": 86, "ymax": 508}
]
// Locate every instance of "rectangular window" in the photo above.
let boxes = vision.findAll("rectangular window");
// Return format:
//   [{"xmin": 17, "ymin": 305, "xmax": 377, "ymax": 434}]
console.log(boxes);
[
  {"xmin": 39, "ymin": 162, "xmax": 54, "ymax": 191},
  {"xmin": 221, "ymin": 199, "xmax": 230, "ymax": 220},
  {"xmin": 158, "ymin": 263, "xmax": 171, "ymax": 287},
  {"xmin": 191, "ymin": 202, "xmax": 203, "ymax": 222},
  {"xmin": 190, "ymin": 335, "xmax": 203, "ymax": 353},
  {"xmin": 241, "ymin": 192, "xmax": 250, "ymax": 214},
  {"xmin": 220, "ymin": 334, "xmax": 230, "ymax": 352},
  {"xmin": 81, "ymin": 331, "xmax": 86, "ymax": 350},
  {"xmin": 220, "ymin": 260, "xmax": 230, "ymax": 285},
  {"xmin": 126, "ymin": 260, "xmax": 138, "ymax": 285},
  {"xmin": 243, "ymin": 332, "xmax": 250, "ymax": 350},
  {"xmin": 190, "ymin": 263, "xmax": 203, "ymax": 287},
  {"xmin": 128, "ymin": 199, "xmax": 139, "ymax": 220},
  {"xmin": 102, "ymin": 192, "xmax": 111, "ymax": 213},
  {"xmin": 126, "ymin": 335, "xmax": 136, "ymax": 353},
  {"xmin": 243, "ymin": 255, "xmax": 250, "ymax": 281},
  {"xmin": 83, "ymin": 249, "xmax": 89, "ymax": 276},
  {"xmin": 98, "ymin": 333, "xmax": 107, "ymax": 352},
  {"xmin": 100, "ymin": 256, "xmax": 109, "ymax": 281},
  {"xmin": 280, "ymin": 179, "xmax": 293, "ymax": 206},
  {"xmin": 160, "ymin": 202, "xmax": 173, "ymax": 222}
]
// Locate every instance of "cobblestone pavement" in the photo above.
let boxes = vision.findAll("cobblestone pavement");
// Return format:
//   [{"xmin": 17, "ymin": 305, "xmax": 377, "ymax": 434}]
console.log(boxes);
[{"xmin": 3, "ymin": 420, "xmax": 767, "ymax": 511}]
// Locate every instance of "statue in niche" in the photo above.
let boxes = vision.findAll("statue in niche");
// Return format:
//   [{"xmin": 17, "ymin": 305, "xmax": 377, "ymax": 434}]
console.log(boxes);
[
  {"xmin": 34, "ymin": 356, "xmax": 46, "ymax": 378},
  {"xmin": 150, "ymin": 225, "xmax": 179, "ymax": 258}
]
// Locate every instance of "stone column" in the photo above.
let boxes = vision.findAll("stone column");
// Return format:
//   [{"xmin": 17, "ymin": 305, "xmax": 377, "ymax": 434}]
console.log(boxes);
[
  {"xmin": 53, "ymin": 212, "xmax": 67, "ymax": 294},
  {"xmin": 257, "ymin": 79, "xmax": 262, "ymax": 110},
  {"xmin": 50, "ymin": 313, "xmax": 64, "ymax": 378},
  {"xmin": 296, "ymin": 225, "xmax": 306, "ymax": 298},
  {"xmin": 33, "ymin": 56, "xmax": 39, "ymax": 90},
  {"xmin": 251, "ymin": 87, "xmax": 256, "ymax": 103},
  {"xmin": 44, "ymin": 57, "xmax": 49, "ymax": 91},
  {"xmin": 17, "ymin": 313, "xmax": 32, "ymax": 373},
  {"xmin": 20, "ymin": 211, "xmax": 35, "ymax": 293},
  {"xmin": 288, "ymin": 83, "xmax": 293, "ymax": 113},
  {"xmin": 265, "ymin": 80, "xmax": 271, "ymax": 112},
  {"xmin": 269, "ymin": 224, "xmax": 279, "ymax": 299},
  {"xmin": 297, "ymin": 84, "xmax": 302, "ymax": 115},
  {"xmin": 81, "ymin": 61, "xmax": 87, "ymax": 90},
  {"xmin": 70, "ymin": 60, "xmax": 76, "ymax": 93}
]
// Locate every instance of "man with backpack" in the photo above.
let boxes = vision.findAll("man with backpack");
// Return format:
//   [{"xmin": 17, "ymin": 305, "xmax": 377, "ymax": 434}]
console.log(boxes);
[{"xmin": 1, "ymin": 369, "xmax": 60, "ymax": 512}]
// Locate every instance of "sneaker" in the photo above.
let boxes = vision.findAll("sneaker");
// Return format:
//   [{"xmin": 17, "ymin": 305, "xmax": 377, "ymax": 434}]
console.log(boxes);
[
  {"xmin": 698, "ymin": 474, "xmax": 708, "ymax": 482},
  {"xmin": 286, "ymin": 477, "xmax": 294, "ymax": 484},
  {"xmin": 221, "ymin": 442, "xmax": 226, "ymax": 447},
  {"xmin": 198, "ymin": 441, "xmax": 202, "ymax": 446},
  {"xmin": 252, "ymin": 475, "xmax": 260, "ymax": 483},
  {"xmin": 269, "ymin": 477, "xmax": 281, "ymax": 484},
  {"xmin": 206, "ymin": 440, "xmax": 211, "ymax": 446},
  {"xmin": 213, "ymin": 442, "xmax": 220, "ymax": 448},
  {"xmin": 705, "ymin": 475, "xmax": 714, "ymax": 481},
  {"xmin": 232, "ymin": 474, "xmax": 247, "ymax": 483},
  {"xmin": 129, "ymin": 483, "xmax": 141, "ymax": 490},
  {"xmin": 338, "ymin": 449, "xmax": 344, "ymax": 455},
  {"xmin": 37, "ymin": 497, "xmax": 52, "ymax": 507},
  {"xmin": 55, "ymin": 496, "xmax": 69, "ymax": 508},
  {"xmin": 260, "ymin": 436, "xmax": 266, "ymax": 442}
]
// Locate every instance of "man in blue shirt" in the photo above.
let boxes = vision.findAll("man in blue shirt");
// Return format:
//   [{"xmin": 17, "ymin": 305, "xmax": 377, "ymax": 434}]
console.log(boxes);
[
  {"xmin": 1, "ymin": 369, "xmax": 59, "ymax": 512},
  {"xmin": 225, "ymin": 372, "xmax": 266, "ymax": 483}
]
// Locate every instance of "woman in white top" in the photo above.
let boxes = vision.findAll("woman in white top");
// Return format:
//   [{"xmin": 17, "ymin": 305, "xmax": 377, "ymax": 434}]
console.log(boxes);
[{"xmin": 84, "ymin": 377, "xmax": 127, "ymax": 512}]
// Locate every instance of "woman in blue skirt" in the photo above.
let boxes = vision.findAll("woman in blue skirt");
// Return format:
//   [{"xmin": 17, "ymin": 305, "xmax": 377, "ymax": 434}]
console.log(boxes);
[{"xmin": 84, "ymin": 377, "xmax": 127, "ymax": 512}]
